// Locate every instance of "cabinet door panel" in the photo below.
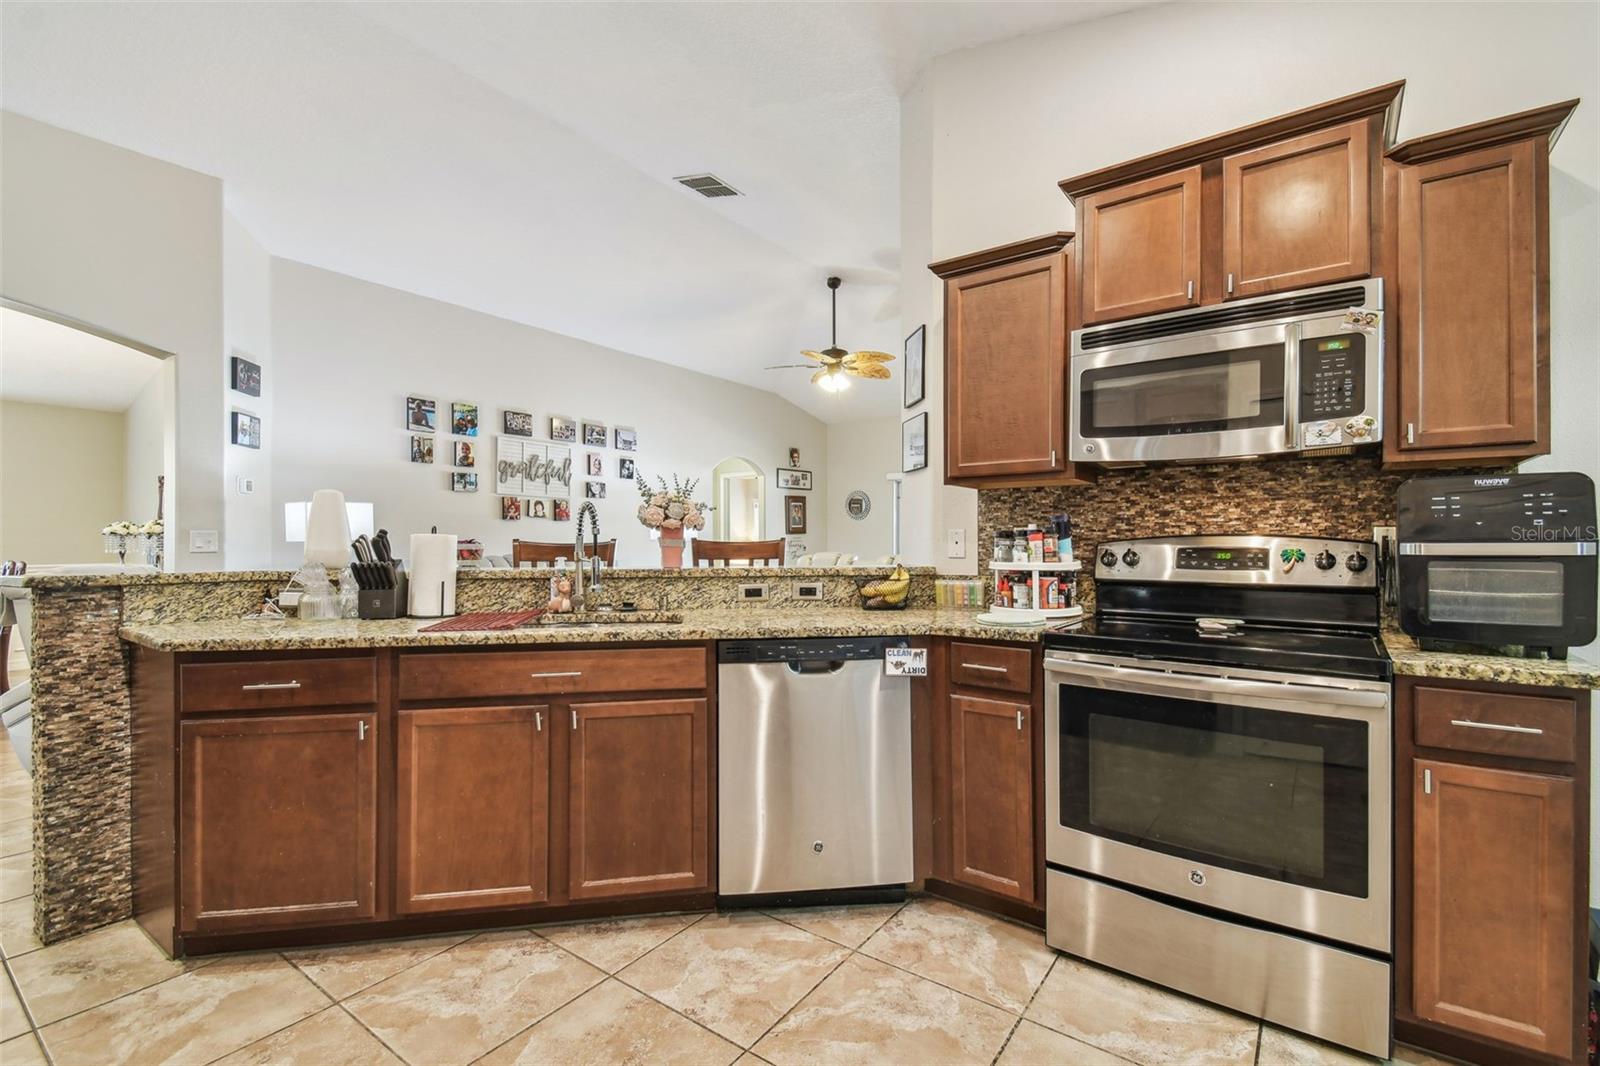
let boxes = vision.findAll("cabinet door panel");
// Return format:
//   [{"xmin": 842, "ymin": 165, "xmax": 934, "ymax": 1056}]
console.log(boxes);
[
  {"xmin": 1079, "ymin": 166, "xmax": 1202, "ymax": 324},
  {"xmin": 1412, "ymin": 758, "xmax": 1573, "ymax": 1057},
  {"xmin": 949, "ymin": 694, "xmax": 1033, "ymax": 902},
  {"xmin": 945, "ymin": 253, "xmax": 1066, "ymax": 479},
  {"xmin": 396, "ymin": 705, "xmax": 549, "ymax": 914},
  {"xmin": 180, "ymin": 713, "xmax": 376, "ymax": 933},
  {"xmin": 1397, "ymin": 141, "xmax": 1538, "ymax": 451},
  {"xmin": 1223, "ymin": 120, "xmax": 1370, "ymax": 297},
  {"xmin": 568, "ymin": 699, "xmax": 708, "ymax": 899}
]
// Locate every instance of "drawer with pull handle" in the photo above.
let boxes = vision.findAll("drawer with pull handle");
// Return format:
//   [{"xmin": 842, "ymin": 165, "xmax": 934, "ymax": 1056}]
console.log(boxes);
[
  {"xmin": 949, "ymin": 642, "xmax": 1033, "ymax": 694},
  {"xmin": 180, "ymin": 657, "xmax": 377, "ymax": 713},
  {"xmin": 1413, "ymin": 684, "xmax": 1576, "ymax": 763},
  {"xmin": 398, "ymin": 646, "xmax": 706, "ymax": 701}
]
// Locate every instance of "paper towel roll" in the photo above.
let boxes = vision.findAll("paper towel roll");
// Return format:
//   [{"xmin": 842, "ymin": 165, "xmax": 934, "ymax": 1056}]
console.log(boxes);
[{"xmin": 407, "ymin": 533, "xmax": 458, "ymax": 617}]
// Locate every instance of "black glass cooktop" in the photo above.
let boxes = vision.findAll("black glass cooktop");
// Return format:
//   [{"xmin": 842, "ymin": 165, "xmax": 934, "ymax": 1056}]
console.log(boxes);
[{"xmin": 1044, "ymin": 615, "xmax": 1391, "ymax": 681}]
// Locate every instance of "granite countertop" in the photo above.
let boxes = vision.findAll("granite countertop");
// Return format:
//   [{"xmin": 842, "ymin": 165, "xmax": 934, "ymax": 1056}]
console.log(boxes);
[
  {"xmin": 1381, "ymin": 628, "xmax": 1600, "ymax": 690},
  {"xmin": 120, "ymin": 608, "xmax": 1046, "ymax": 652}
]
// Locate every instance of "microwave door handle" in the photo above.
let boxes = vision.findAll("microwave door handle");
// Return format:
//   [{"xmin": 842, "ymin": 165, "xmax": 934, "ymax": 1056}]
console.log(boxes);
[
  {"xmin": 1283, "ymin": 322, "xmax": 1300, "ymax": 450},
  {"xmin": 1046, "ymin": 658, "xmax": 1389, "ymax": 712}
]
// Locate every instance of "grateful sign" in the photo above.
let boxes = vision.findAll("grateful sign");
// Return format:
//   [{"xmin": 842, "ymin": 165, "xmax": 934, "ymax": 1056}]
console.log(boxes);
[{"xmin": 495, "ymin": 436, "xmax": 573, "ymax": 496}]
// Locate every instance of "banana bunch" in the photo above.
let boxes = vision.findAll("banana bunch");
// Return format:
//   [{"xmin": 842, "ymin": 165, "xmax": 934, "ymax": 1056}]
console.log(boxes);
[{"xmin": 859, "ymin": 565, "xmax": 911, "ymax": 608}]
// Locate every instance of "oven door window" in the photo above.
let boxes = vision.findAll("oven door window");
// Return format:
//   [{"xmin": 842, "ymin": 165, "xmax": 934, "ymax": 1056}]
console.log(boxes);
[
  {"xmin": 1079, "ymin": 344, "xmax": 1286, "ymax": 438},
  {"xmin": 1060, "ymin": 684, "xmax": 1368, "ymax": 898},
  {"xmin": 1425, "ymin": 559, "xmax": 1565, "ymax": 627}
]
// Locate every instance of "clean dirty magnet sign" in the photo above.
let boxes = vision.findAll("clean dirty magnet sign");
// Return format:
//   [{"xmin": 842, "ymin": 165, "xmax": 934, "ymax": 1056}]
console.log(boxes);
[{"xmin": 885, "ymin": 647, "xmax": 928, "ymax": 676}]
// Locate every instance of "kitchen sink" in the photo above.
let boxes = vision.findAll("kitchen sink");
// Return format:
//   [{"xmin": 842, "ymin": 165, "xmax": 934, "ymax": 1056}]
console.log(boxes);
[{"xmin": 521, "ymin": 610, "xmax": 681, "ymax": 628}]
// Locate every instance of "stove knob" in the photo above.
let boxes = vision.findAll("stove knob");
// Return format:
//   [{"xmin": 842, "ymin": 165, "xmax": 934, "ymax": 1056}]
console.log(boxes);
[
  {"xmin": 1314, "ymin": 550, "xmax": 1337, "ymax": 571},
  {"xmin": 1345, "ymin": 551, "xmax": 1369, "ymax": 573},
  {"xmin": 1121, "ymin": 549, "xmax": 1141, "ymax": 568},
  {"xmin": 1099, "ymin": 549, "xmax": 1118, "ymax": 568}
]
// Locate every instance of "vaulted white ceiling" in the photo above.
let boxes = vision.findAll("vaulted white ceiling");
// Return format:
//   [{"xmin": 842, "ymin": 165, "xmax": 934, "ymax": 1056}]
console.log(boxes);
[{"xmin": 0, "ymin": 1, "xmax": 1147, "ymax": 421}]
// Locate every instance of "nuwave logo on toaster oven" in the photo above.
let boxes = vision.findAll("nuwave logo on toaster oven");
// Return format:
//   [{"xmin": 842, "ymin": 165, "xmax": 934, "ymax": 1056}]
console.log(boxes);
[{"xmin": 1472, "ymin": 477, "xmax": 1512, "ymax": 486}]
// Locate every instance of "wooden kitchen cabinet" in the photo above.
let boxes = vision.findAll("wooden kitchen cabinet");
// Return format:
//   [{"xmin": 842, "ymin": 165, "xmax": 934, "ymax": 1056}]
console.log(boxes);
[
  {"xmin": 179, "ymin": 712, "xmax": 377, "ymax": 934},
  {"xmin": 567, "ymin": 698, "xmax": 709, "ymax": 900},
  {"xmin": 1385, "ymin": 101, "xmax": 1576, "ymax": 466},
  {"xmin": 930, "ymin": 234, "xmax": 1093, "ymax": 488},
  {"xmin": 1078, "ymin": 167, "xmax": 1202, "ymax": 324},
  {"xmin": 396, "ymin": 705, "xmax": 550, "ymax": 914},
  {"xmin": 948, "ymin": 693, "xmax": 1035, "ymax": 903}
]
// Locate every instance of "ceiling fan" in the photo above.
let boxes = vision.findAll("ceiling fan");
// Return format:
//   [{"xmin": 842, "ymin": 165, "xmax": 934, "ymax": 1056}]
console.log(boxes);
[{"xmin": 766, "ymin": 276, "xmax": 894, "ymax": 393}]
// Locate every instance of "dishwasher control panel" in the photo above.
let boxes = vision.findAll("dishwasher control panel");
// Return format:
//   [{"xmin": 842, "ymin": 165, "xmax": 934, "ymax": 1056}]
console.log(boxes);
[{"xmin": 718, "ymin": 637, "xmax": 910, "ymax": 663}]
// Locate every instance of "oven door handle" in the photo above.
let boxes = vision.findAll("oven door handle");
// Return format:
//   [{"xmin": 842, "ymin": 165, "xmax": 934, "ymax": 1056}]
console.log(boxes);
[{"xmin": 1045, "ymin": 658, "xmax": 1389, "ymax": 711}]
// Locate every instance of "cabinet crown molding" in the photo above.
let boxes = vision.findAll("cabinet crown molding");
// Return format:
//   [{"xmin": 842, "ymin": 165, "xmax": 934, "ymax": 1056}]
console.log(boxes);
[
  {"xmin": 1058, "ymin": 80, "xmax": 1406, "ymax": 203},
  {"xmin": 1387, "ymin": 98, "xmax": 1581, "ymax": 164},
  {"xmin": 929, "ymin": 232, "xmax": 1073, "ymax": 278}
]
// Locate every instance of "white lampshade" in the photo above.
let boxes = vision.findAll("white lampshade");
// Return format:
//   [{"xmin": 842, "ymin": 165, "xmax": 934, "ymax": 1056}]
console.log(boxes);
[
  {"xmin": 302, "ymin": 490, "xmax": 353, "ymax": 568},
  {"xmin": 286, "ymin": 500, "xmax": 374, "ymax": 543}
]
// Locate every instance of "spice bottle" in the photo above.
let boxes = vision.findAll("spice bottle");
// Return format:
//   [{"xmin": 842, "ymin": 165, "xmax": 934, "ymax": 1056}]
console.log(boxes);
[
  {"xmin": 1026, "ymin": 525, "xmax": 1044, "ymax": 562},
  {"xmin": 994, "ymin": 530, "xmax": 1014, "ymax": 564}
]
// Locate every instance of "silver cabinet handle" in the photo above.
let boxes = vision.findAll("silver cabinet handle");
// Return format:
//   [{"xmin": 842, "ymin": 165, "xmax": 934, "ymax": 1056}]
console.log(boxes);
[
  {"xmin": 1226, "ymin": 272, "xmax": 1235, "ymax": 295},
  {"xmin": 962, "ymin": 663, "xmax": 1008, "ymax": 674},
  {"xmin": 1450, "ymin": 718, "xmax": 1544, "ymax": 736},
  {"xmin": 535, "ymin": 711, "xmax": 543, "ymax": 732},
  {"xmin": 1423, "ymin": 768, "xmax": 1432, "ymax": 795},
  {"xmin": 242, "ymin": 680, "xmax": 300, "ymax": 691},
  {"xmin": 571, "ymin": 709, "xmax": 578, "ymax": 730},
  {"xmin": 531, "ymin": 671, "xmax": 583, "ymax": 679},
  {"xmin": 1047, "ymin": 656, "xmax": 1389, "ymax": 710},
  {"xmin": 1186, "ymin": 279, "xmax": 1195, "ymax": 302},
  {"xmin": 1016, "ymin": 709, "xmax": 1024, "ymax": 731},
  {"xmin": 358, "ymin": 720, "xmax": 368, "ymax": 741},
  {"xmin": 1406, "ymin": 422, "xmax": 1415, "ymax": 444}
]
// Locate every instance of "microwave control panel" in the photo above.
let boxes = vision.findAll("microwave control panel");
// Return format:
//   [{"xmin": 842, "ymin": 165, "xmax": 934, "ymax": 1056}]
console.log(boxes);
[{"xmin": 1298, "ymin": 335, "xmax": 1366, "ymax": 420}]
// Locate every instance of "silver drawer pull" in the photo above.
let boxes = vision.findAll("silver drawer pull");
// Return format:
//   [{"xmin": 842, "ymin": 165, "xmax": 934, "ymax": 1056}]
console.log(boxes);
[
  {"xmin": 241, "ymin": 680, "xmax": 301, "ymax": 691},
  {"xmin": 1450, "ymin": 718, "xmax": 1544, "ymax": 736},
  {"xmin": 535, "ymin": 712, "xmax": 543, "ymax": 732},
  {"xmin": 962, "ymin": 663, "xmax": 1008, "ymax": 674},
  {"xmin": 530, "ymin": 671, "xmax": 583, "ymax": 679}
]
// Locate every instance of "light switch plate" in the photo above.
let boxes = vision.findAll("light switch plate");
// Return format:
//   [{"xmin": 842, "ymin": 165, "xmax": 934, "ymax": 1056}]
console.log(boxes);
[
  {"xmin": 236, "ymin": 476, "xmax": 255, "ymax": 495},
  {"xmin": 189, "ymin": 529, "xmax": 219, "ymax": 553},
  {"xmin": 946, "ymin": 528, "xmax": 966, "ymax": 559}
]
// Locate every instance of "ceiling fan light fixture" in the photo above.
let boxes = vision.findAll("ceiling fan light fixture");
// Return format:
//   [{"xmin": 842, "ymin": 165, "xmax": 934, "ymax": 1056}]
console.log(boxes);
[{"xmin": 817, "ymin": 367, "xmax": 851, "ymax": 393}]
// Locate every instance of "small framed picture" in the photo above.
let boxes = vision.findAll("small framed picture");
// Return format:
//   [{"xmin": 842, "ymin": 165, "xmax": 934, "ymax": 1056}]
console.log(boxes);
[
  {"xmin": 776, "ymin": 468, "xmax": 813, "ymax": 491},
  {"xmin": 846, "ymin": 490, "xmax": 871, "ymax": 520},
  {"xmin": 614, "ymin": 426, "xmax": 637, "ymax": 451},
  {"xmin": 586, "ymin": 453, "xmax": 603, "ymax": 477},
  {"xmin": 529, "ymin": 498, "xmax": 548, "ymax": 519},
  {"xmin": 788, "ymin": 447, "xmax": 801, "ymax": 468},
  {"xmin": 785, "ymin": 495, "xmax": 808, "ymax": 535},
  {"xmin": 503, "ymin": 410, "xmax": 534, "ymax": 437},
  {"xmin": 619, "ymin": 457, "xmax": 636, "ymax": 480},
  {"xmin": 452, "ymin": 472, "xmax": 478, "ymax": 493},
  {"xmin": 553, "ymin": 498, "xmax": 572, "ymax": 522},
  {"xmin": 454, "ymin": 440, "xmax": 475, "ymax": 467},
  {"xmin": 902, "ymin": 412, "xmax": 928, "ymax": 473},
  {"xmin": 231, "ymin": 411, "xmax": 261, "ymax": 449},
  {"xmin": 582, "ymin": 420, "xmax": 607, "ymax": 447},
  {"xmin": 410, "ymin": 434, "xmax": 435, "ymax": 464},
  {"xmin": 585, "ymin": 481, "xmax": 606, "ymax": 499},
  {"xmin": 231, "ymin": 355, "xmax": 261, "ymax": 397},
  {"xmin": 550, "ymin": 415, "xmax": 577, "ymax": 442},
  {"xmin": 406, "ymin": 396, "xmax": 436, "ymax": 432},
  {"xmin": 452, "ymin": 402, "xmax": 479, "ymax": 437},
  {"xmin": 903, "ymin": 325, "xmax": 925, "ymax": 409},
  {"xmin": 501, "ymin": 496, "xmax": 523, "ymax": 520}
]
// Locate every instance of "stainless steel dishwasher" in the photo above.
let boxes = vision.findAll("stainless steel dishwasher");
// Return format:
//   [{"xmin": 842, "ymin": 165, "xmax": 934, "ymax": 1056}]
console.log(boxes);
[{"xmin": 717, "ymin": 638, "xmax": 913, "ymax": 897}]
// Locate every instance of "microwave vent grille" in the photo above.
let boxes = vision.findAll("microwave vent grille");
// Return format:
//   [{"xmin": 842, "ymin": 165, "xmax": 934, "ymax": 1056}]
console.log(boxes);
[{"xmin": 1079, "ymin": 285, "xmax": 1369, "ymax": 351}]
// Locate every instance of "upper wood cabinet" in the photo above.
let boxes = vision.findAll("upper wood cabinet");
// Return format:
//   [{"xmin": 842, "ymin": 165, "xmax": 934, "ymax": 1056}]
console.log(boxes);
[
  {"xmin": 948, "ymin": 693, "xmax": 1034, "ymax": 903},
  {"xmin": 1222, "ymin": 119, "xmax": 1371, "ymax": 297},
  {"xmin": 930, "ymin": 234, "xmax": 1093, "ymax": 488},
  {"xmin": 1078, "ymin": 167, "xmax": 1202, "ymax": 323},
  {"xmin": 1385, "ymin": 101, "xmax": 1577, "ymax": 466}
]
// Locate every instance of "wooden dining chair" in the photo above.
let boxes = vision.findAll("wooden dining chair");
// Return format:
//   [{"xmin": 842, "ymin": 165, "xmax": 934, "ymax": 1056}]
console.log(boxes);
[
  {"xmin": 511, "ymin": 539, "xmax": 616, "ymax": 566},
  {"xmin": 689, "ymin": 538, "xmax": 785, "ymax": 567}
]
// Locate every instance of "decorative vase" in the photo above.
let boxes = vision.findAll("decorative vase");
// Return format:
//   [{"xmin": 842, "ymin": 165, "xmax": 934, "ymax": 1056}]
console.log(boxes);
[{"xmin": 659, "ymin": 536, "xmax": 686, "ymax": 569}]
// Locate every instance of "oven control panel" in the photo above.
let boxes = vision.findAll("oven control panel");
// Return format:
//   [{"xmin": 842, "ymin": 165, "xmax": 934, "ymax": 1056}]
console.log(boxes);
[{"xmin": 1096, "ymin": 535, "xmax": 1378, "ymax": 588}]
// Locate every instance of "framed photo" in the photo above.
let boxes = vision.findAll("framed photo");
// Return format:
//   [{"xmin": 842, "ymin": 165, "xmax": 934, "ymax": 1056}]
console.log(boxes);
[
  {"xmin": 406, "ymin": 396, "xmax": 436, "ymax": 432},
  {"xmin": 776, "ymin": 468, "xmax": 813, "ymax": 491},
  {"xmin": 785, "ymin": 495, "xmax": 808, "ymax": 534},
  {"xmin": 231, "ymin": 411, "xmax": 261, "ymax": 449},
  {"xmin": 231, "ymin": 355, "xmax": 261, "ymax": 397},
  {"xmin": 550, "ymin": 415, "xmax": 577, "ymax": 442},
  {"xmin": 582, "ymin": 420, "xmax": 607, "ymax": 447},
  {"xmin": 529, "ymin": 498, "xmax": 548, "ymax": 519},
  {"xmin": 788, "ymin": 447, "xmax": 801, "ymax": 468},
  {"xmin": 903, "ymin": 325, "xmax": 925, "ymax": 409},
  {"xmin": 503, "ymin": 410, "xmax": 534, "ymax": 437},
  {"xmin": 619, "ymin": 456, "xmax": 636, "ymax": 480},
  {"xmin": 454, "ymin": 440, "xmax": 475, "ymax": 467},
  {"xmin": 585, "ymin": 481, "xmax": 606, "ymax": 499},
  {"xmin": 902, "ymin": 412, "xmax": 928, "ymax": 473},
  {"xmin": 552, "ymin": 498, "xmax": 572, "ymax": 522},
  {"xmin": 501, "ymin": 496, "xmax": 523, "ymax": 520},
  {"xmin": 451, "ymin": 402, "xmax": 479, "ymax": 437},
  {"xmin": 410, "ymin": 434, "xmax": 435, "ymax": 464},
  {"xmin": 452, "ymin": 472, "xmax": 478, "ymax": 493},
  {"xmin": 586, "ymin": 453, "xmax": 603, "ymax": 477},
  {"xmin": 614, "ymin": 426, "xmax": 637, "ymax": 451}
]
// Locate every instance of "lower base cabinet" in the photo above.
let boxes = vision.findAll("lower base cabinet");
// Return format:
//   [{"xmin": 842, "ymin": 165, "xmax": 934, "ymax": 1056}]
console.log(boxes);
[
  {"xmin": 396, "ymin": 705, "xmax": 550, "ymax": 914},
  {"xmin": 949, "ymin": 693, "xmax": 1035, "ymax": 903},
  {"xmin": 180, "ymin": 712, "xmax": 377, "ymax": 934}
]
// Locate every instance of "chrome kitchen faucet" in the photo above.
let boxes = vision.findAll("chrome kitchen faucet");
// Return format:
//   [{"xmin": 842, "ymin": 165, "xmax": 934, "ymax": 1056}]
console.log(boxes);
[{"xmin": 573, "ymin": 502, "xmax": 603, "ymax": 610}]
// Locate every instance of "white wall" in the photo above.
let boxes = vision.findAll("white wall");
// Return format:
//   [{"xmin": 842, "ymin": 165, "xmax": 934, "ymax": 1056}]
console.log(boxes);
[
  {"xmin": 0, "ymin": 399, "xmax": 126, "ymax": 562},
  {"xmin": 0, "ymin": 112, "xmax": 225, "ymax": 568},
  {"xmin": 825, "ymin": 417, "xmax": 900, "ymax": 561},
  {"xmin": 122, "ymin": 370, "xmax": 167, "ymax": 525},
  {"xmin": 223, "ymin": 212, "xmax": 274, "ymax": 568},
  {"xmin": 269, "ymin": 259, "xmax": 829, "ymax": 568}
]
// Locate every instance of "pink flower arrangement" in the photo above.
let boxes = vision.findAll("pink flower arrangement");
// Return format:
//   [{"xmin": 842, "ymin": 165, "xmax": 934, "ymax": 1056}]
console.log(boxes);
[{"xmin": 635, "ymin": 473, "xmax": 708, "ymax": 534}]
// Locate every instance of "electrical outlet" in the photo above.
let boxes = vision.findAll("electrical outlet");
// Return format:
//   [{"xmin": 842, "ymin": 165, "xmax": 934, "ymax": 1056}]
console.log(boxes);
[
  {"xmin": 1372, "ymin": 524, "xmax": 1396, "ymax": 556},
  {"xmin": 794, "ymin": 582, "xmax": 824, "ymax": 601},
  {"xmin": 189, "ymin": 529, "xmax": 219, "ymax": 553},
  {"xmin": 946, "ymin": 529, "xmax": 966, "ymax": 559},
  {"xmin": 739, "ymin": 583, "xmax": 770, "ymax": 602}
]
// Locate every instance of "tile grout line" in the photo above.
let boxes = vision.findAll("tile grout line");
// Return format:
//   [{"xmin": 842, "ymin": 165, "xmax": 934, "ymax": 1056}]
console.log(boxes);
[
  {"xmin": 3, "ymin": 949, "xmax": 51, "ymax": 1064},
  {"xmin": 334, "ymin": 1000, "xmax": 414, "ymax": 1066},
  {"xmin": 739, "ymin": 932, "xmax": 857, "ymax": 1053},
  {"xmin": 990, "ymin": 952, "xmax": 1058, "ymax": 1066},
  {"xmin": 194, "ymin": 954, "xmax": 335, "ymax": 1066}
]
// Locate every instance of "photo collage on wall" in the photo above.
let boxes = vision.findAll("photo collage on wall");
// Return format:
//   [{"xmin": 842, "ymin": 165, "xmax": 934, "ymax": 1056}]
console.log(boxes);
[{"xmin": 229, "ymin": 354, "xmax": 264, "ymax": 449}]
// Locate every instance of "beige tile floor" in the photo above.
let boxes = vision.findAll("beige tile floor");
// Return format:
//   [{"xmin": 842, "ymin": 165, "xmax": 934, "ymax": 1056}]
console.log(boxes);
[{"xmin": 0, "ymin": 716, "xmax": 1463, "ymax": 1066}]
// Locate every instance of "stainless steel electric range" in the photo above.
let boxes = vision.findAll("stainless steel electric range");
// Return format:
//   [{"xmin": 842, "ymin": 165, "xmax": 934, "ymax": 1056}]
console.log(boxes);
[{"xmin": 1043, "ymin": 534, "xmax": 1393, "ymax": 1059}]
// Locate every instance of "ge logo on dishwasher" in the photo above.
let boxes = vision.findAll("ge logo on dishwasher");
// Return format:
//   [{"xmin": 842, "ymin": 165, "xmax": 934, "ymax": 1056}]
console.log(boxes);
[{"xmin": 1189, "ymin": 869, "xmax": 1206, "ymax": 886}]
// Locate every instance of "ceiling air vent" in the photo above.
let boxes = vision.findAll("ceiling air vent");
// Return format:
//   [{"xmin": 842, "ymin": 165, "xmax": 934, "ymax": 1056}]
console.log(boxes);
[{"xmin": 673, "ymin": 173, "xmax": 741, "ymax": 198}]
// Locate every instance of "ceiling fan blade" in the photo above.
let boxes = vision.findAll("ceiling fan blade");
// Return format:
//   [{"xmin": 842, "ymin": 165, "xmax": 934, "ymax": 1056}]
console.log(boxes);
[
  {"xmin": 847, "ymin": 363, "xmax": 892, "ymax": 380},
  {"xmin": 843, "ymin": 350, "xmax": 896, "ymax": 364},
  {"xmin": 764, "ymin": 364, "xmax": 816, "ymax": 370},
  {"xmin": 799, "ymin": 349, "xmax": 831, "ymax": 363}
]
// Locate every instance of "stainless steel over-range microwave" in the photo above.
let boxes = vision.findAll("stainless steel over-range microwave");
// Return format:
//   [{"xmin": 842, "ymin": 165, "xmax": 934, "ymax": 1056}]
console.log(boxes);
[{"xmin": 1070, "ymin": 279, "xmax": 1384, "ymax": 464}]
